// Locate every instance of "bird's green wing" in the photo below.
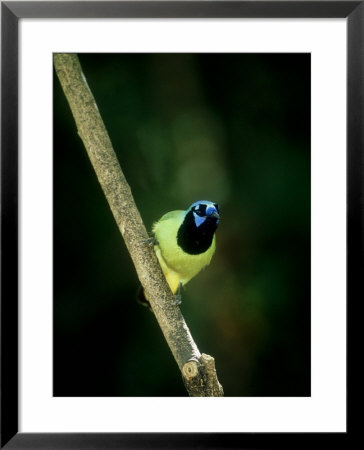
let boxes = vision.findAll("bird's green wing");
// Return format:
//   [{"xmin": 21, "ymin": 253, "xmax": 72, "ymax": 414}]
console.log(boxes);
[
  {"xmin": 152, "ymin": 210, "xmax": 184, "ymax": 232},
  {"xmin": 158, "ymin": 210, "xmax": 184, "ymax": 223}
]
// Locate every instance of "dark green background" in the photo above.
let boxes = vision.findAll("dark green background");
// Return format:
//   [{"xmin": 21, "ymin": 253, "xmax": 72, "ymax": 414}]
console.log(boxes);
[{"xmin": 54, "ymin": 53, "xmax": 310, "ymax": 397}]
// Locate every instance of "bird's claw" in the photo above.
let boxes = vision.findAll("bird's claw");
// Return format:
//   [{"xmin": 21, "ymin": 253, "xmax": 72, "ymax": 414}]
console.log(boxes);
[
  {"xmin": 172, "ymin": 293, "xmax": 182, "ymax": 306},
  {"xmin": 143, "ymin": 236, "xmax": 156, "ymax": 246}
]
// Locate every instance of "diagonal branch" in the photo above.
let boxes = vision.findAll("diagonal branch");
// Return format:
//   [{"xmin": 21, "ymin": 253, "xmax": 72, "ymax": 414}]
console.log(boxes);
[{"xmin": 53, "ymin": 53, "xmax": 223, "ymax": 397}]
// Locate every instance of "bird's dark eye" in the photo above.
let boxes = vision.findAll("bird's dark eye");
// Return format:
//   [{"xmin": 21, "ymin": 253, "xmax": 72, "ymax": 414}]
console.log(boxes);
[{"xmin": 194, "ymin": 204, "xmax": 207, "ymax": 216}]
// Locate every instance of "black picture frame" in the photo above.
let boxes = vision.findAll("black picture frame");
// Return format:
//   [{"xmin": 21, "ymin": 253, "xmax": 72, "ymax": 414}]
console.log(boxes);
[{"xmin": 1, "ymin": 1, "xmax": 359, "ymax": 448}]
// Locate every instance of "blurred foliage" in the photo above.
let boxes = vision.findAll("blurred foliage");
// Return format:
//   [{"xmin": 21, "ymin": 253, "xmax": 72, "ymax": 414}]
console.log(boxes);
[{"xmin": 54, "ymin": 53, "xmax": 310, "ymax": 397}]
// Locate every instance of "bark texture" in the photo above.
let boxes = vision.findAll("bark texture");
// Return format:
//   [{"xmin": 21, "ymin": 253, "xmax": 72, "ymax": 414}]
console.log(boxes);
[{"xmin": 53, "ymin": 53, "xmax": 223, "ymax": 397}]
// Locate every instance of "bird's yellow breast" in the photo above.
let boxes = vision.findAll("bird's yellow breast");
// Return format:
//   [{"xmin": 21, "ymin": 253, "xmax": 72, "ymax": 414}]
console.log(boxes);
[{"xmin": 152, "ymin": 210, "xmax": 216, "ymax": 294}]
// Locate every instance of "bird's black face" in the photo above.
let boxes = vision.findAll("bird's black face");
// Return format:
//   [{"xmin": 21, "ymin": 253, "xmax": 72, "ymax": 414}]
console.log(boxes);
[{"xmin": 177, "ymin": 201, "xmax": 220, "ymax": 255}]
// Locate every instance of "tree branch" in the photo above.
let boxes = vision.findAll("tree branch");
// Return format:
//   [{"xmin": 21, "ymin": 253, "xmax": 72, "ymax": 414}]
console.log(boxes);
[{"xmin": 53, "ymin": 53, "xmax": 223, "ymax": 397}]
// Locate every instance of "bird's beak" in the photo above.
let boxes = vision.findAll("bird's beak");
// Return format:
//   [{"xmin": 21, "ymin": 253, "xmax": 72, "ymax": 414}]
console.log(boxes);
[{"xmin": 211, "ymin": 211, "xmax": 220, "ymax": 219}]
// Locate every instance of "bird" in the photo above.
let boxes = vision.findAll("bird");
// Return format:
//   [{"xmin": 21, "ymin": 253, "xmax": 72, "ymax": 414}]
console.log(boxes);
[{"xmin": 138, "ymin": 200, "xmax": 220, "ymax": 308}]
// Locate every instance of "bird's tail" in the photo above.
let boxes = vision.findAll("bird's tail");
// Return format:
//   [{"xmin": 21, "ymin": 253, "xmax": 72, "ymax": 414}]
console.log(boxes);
[{"xmin": 136, "ymin": 285, "xmax": 152, "ymax": 310}]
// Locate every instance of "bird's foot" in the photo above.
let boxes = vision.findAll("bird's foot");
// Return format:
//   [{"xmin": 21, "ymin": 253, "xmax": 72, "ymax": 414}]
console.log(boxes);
[
  {"xmin": 172, "ymin": 293, "xmax": 182, "ymax": 306},
  {"xmin": 143, "ymin": 235, "xmax": 157, "ymax": 247}
]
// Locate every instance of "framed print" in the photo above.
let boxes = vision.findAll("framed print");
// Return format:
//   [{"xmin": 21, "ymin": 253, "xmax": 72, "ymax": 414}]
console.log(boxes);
[{"xmin": 1, "ymin": 1, "xmax": 360, "ymax": 448}]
